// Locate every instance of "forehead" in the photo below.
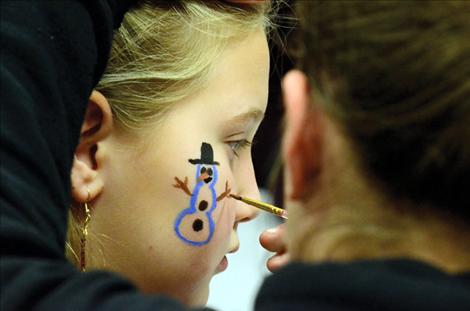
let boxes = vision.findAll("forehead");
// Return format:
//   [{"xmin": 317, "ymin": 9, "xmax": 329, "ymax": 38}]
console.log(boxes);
[
  {"xmin": 196, "ymin": 28, "xmax": 270, "ymax": 117},
  {"xmin": 135, "ymin": 29, "xmax": 269, "ymax": 150}
]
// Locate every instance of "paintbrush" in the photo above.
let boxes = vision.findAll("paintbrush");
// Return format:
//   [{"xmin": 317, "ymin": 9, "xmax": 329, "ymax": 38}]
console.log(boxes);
[{"xmin": 229, "ymin": 194, "xmax": 288, "ymax": 220}]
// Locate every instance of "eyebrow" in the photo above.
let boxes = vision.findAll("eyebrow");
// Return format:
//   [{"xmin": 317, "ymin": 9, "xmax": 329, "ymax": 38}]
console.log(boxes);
[
  {"xmin": 228, "ymin": 109, "xmax": 265, "ymax": 126},
  {"xmin": 223, "ymin": 109, "xmax": 265, "ymax": 138}
]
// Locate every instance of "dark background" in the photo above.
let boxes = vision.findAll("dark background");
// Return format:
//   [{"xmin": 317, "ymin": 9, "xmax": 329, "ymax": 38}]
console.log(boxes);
[{"xmin": 252, "ymin": 0, "xmax": 296, "ymax": 207}]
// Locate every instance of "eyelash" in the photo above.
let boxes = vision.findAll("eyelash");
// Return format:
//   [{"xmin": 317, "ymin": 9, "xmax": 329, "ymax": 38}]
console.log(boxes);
[{"xmin": 228, "ymin": 139, "xmax": 253, "ymax": 158}]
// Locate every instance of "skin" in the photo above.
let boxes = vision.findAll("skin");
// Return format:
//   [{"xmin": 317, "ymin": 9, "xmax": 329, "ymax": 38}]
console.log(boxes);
[
  {"xmin": 271, "ymin": 69, "xmax": 470, "ymax": 273},
  {"xmin": 71, "ymin": 28, "xmax": 269, "ymax": 307},
  {"xmin": 259, "ymin": 223, "xmax": 288, "ymax": 271}
]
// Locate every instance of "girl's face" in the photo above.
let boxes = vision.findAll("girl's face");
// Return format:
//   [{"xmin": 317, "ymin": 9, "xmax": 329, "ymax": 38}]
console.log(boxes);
[{"xmin": 89, "ymin": 29, "xmax": 269, "ymax": 306}]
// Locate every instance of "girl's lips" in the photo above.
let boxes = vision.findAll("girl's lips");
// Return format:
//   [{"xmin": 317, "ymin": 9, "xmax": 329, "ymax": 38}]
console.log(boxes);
[{"xmin": 215, "ymin": 256, "xmax": 228, "ymax": 274}]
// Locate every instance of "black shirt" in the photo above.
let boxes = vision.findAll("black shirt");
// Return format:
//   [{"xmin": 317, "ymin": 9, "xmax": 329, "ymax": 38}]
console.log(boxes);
[{"xmin": 256, "ymin": 259, "xmax": 470, "ymax": 311}]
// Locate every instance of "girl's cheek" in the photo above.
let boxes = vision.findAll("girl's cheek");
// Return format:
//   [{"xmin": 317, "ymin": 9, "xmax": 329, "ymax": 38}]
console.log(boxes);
[
  {"xmin": 204, "ymin": 168, "xmax": 234, "ymax": 254},
  {"xmin": 212, "ymin": 196, "xmax": 235, "ymax": 250},
  {"xmin": 212, "ymin": 167, "xmax": 237, "ymax": 221}
]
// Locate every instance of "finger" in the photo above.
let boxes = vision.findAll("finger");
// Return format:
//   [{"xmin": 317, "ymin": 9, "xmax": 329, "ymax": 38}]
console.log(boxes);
[
  {"xmin": 266, "ymin": 252, "xmax": 290, "ymax": 272},
  {"xmin": 259, "ymin": 224, "xmax": 287, "ymax": 253}
]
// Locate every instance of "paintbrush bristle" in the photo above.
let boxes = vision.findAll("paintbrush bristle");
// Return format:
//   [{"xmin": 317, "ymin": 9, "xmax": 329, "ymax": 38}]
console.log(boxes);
[{"xmin": 229, "ymin": 194, "xmax": 242, "ymax": 200}]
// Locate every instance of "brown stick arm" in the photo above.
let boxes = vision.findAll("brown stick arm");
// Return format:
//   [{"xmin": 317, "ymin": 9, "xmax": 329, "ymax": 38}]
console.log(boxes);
[
  {"xmin": 217, "ymin": 181, "xmax": 231, "ymax": 201},
  {"xmin": 173, "ymin": 176, "xmax": 192, "ymax": 196}
]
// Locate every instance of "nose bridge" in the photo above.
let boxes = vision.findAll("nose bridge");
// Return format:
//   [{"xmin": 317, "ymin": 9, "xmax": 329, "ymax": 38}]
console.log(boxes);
[
  {"xmin": 235, "ymin": 160, "xmax": 260, "ymax": 223},
  {"xmin": 239, "ymin": 157, "xmax": 260, "ymax": 197}
]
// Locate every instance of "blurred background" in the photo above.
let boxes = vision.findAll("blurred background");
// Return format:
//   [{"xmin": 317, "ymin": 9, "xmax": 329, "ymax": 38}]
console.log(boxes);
[{"xmin": 207, "ymin": 2, "xmax": 295, "ymax": 310}]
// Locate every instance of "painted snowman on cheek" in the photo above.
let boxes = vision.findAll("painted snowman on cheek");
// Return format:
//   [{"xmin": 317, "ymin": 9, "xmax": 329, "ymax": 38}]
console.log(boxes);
[{"xmin": 173, "ymin": 142, "xmax": 231, "ymax": 246}]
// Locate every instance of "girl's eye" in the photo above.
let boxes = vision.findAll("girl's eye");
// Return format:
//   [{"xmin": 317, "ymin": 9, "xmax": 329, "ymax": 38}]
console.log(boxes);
[{"xmin": 227, "ymin": 139, "xmax": 253, "ymax": 158}]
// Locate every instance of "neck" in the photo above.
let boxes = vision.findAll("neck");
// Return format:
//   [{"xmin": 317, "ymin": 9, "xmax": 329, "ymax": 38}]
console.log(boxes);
[
  {"xmin": 288, "ymin": 132, "xmax": 470, "ymax": 274},
  {"xmin": 290, "ymin": 173, "xmax": 470, "ymax": 274}
]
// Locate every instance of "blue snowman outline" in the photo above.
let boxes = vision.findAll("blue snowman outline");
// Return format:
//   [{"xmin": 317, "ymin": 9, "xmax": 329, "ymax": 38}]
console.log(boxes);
[{"xmin": 173, "ymin": 142, "xmax": 231, "ymax": 246}]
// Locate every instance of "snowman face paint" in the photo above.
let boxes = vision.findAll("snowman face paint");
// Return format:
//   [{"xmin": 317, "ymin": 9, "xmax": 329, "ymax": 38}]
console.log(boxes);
[{"xmin": 174, "ymin": 142, "xmax": 231, "ymax": 246}]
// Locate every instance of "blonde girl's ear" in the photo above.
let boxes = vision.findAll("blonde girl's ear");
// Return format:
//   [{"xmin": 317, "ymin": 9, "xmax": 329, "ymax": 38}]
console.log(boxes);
[{"xmin": 71, "ymin": 90, "xmax": 113, "ymax": 203}]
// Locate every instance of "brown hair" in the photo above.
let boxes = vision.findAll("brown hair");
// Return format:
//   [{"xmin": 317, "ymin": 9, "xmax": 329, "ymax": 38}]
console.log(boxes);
[{"xmin": 295, "ymin": 0, "xmax": 470, "ymax": 219}]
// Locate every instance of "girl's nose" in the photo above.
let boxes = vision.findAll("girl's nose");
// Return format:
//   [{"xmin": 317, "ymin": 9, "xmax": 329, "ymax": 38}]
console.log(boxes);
[
  {"xmin": 234, "ymin": 159, "xmax": 260, "ymax": 223},
  {"xmin": 234, "ymin": 188, "xmax": 260, "ymax": 223},
  {"xmin": 235, "ymin": 201, "xmax": 259, "ymax": 223}
]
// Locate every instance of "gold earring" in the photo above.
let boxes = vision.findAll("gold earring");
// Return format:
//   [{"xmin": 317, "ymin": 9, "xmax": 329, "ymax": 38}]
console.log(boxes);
[{"xmin": 80, "ymin": 188, "xmax": 91, "ymax": 272}]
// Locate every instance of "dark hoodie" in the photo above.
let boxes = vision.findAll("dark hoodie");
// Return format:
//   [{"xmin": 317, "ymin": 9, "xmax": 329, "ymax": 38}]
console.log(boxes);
[
  {"xmin": 256, "ymin": 259, "xmax": 470, "ymax": 311},
  {"xmin": 0, "ymin": 1, "xmax": 201, "ymax": 310}
]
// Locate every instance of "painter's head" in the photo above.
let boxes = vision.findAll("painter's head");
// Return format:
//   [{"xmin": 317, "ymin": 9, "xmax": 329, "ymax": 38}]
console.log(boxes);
[
  {"xmin": 68, "ymin": 0, "xmax": 272, "ymax": 306},
  {"xmin": 282, "ymin": 1, "xmax": 470, "ymax": 260}
]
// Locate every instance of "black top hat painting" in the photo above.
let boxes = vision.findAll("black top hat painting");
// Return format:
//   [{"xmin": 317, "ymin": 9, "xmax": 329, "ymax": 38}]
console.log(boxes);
[{"xmin": 188, "ymin": 142, "xmax": 220, "ymax": 165}]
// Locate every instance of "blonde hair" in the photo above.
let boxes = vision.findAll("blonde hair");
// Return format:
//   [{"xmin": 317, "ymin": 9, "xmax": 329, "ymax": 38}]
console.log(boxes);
[
  {"xmin": 98, "ymin": 0, "xmax": 272, "ymax": 130},
  {"xmin": 66, "ymin": 0, "xmax": 272, "ymax": 267}
]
